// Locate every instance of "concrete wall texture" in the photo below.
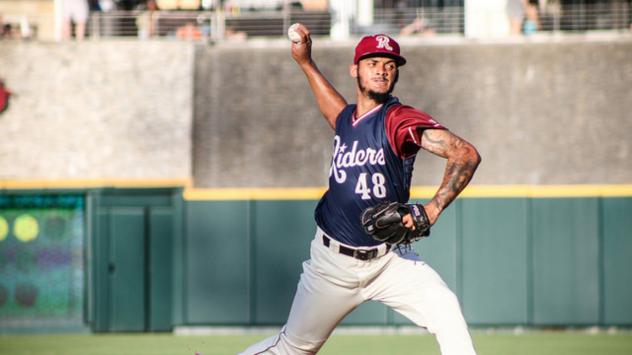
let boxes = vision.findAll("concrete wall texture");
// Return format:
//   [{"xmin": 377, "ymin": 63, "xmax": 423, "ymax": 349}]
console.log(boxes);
[
  {"xmin": 1, "ymin": 36, "xmax": 631, "ymax": 186},
  {"xmin": 192, "ymin": 37, "xmax": 632, "ymax": 187},
  {"xmin": 0, "ymin": 41, "xmax": 193, "ymax": 180}
]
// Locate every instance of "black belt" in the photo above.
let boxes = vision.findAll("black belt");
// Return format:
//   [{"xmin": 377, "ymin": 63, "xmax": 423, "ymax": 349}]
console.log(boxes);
[{"xmin": 322, "ymin": 234, "xmax": 388, "ymax": 261}]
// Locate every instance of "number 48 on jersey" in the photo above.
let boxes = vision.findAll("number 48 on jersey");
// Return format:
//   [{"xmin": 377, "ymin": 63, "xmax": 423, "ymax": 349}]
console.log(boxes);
[{"xmin": 355, "ymin": 172, "xmax": 387, "ymax": 199}]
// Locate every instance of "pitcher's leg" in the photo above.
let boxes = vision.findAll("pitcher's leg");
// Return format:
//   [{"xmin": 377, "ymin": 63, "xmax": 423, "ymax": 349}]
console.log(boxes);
[
  {"xmin": 240, "ymin": 258, "xmax": 362, "ymax": 354},
  {"xmin": 368, "ymin": 251, "xmax": 476, "ymax": 355}
]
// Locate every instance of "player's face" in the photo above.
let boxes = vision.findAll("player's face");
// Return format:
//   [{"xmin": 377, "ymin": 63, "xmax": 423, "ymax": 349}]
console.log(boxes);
[{"xmin": 353, "ymin": 57, "xmax": 399, "ymax": 103}]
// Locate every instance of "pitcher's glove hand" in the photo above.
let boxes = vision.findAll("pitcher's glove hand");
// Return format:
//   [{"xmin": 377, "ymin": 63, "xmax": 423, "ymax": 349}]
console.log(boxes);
[{"xmin": 361, "ymin": 202, "xmax": 431, "ymax": 245}]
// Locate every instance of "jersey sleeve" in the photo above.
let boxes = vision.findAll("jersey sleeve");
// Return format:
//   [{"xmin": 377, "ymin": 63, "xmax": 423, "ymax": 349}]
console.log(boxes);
[{"xmin": 385, "ymin": 104, "xmax": 446, "ymax": 158}]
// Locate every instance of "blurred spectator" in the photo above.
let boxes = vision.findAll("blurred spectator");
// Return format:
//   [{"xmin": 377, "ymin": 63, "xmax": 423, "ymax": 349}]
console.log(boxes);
[
  {"xmin": 1, "ymin": 14, "xmax": 15, "ymax": 40},
  {"xmin": 225, "ymin": 26, "xmax": 247, "ymax": 41},
  {"xmin": 400, "ymin": 18, "xmax": 436, "ymax": 37},
  {"xmin": 223, "ymin": 0, "xmax": 242, "ymax": 15},
  {"xmin": 88, "ymin": 0, "xmax": 102, "ymax": 11},
  {"xmin": 117, "ymin": 0, "xmax": 137, "ymax": 11},
  {"xmin": 1, "ymin": 24, "xmax": 13, "ymax": 39},
  {"xmin": 176, "ymin": 21, "xmax": 202, "ymax": 40},
  {"xmin": 289, "ymin": 1, "xmax": 303, "ymax": 10},
  {"xmin": 197, "ymin": 15, "xmax": 212, "ymax": 40},
  {"xmin": 62, "ymin": 0, "xmax": 89, "ymax": 40},
  {"xmin": 136, "ymin": 0, "xmax": 160, "ymax": 39},
  {"xmin": 19, "ymin": 17, "xmax": 34, "ymax": 40},
  {"xmin": 507, "ymin": 0, "xmax": 540, "ymax": 35},
  {"xmin": 1, "ymin": 21, "xmax": 20, "ymax": 40},
  {"xmin": 507, "ymin": 0, "xmax": 526, "ymax": 35},
  {"xmin": 524, "ymin": 0, "xmax": 540, "ymax": 34},
  {"xmin": 98, "ymin": 0, "xmax": 115, "ymax": 12}
]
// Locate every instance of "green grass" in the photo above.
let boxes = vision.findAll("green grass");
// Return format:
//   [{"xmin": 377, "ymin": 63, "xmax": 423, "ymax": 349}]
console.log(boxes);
[{"xmin": 1, "ymin": 332, "xmax": 631, "ymax": 355}]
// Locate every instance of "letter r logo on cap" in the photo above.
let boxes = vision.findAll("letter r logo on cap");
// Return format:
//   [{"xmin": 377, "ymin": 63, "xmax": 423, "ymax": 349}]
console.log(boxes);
[
  {"xmin": 375, "ymin": 35, "xmax": 393, "ymax": 51},
  {"xmin": 353, "ymin": 34, "xmax": 406, "ymax": 66}
]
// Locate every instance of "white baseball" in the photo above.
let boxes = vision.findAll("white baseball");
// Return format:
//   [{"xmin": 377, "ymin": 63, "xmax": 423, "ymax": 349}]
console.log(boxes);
[{"xmin": 287, "ymin": 24, "xmax": 302, "ymax": 43}]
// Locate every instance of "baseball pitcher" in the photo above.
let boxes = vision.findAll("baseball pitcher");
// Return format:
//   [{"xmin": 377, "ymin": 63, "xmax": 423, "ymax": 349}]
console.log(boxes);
[{"xmin": 240, "ymin": 24, "xmax": 481, "ymax": 355}]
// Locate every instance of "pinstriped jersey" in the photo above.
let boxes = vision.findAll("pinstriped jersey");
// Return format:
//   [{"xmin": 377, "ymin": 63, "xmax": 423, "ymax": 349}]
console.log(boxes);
[{"xmin": 314, "ymin": 96, "xmax": 444, "ymax": 247}]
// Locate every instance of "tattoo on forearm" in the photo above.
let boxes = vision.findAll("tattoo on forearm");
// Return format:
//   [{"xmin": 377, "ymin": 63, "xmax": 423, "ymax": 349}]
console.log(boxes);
[
  {"xmin": 433, "ymin": 155, "xmax": 478, "ymax": 211},
  {"xmin": 420, "ymin": 128, "xmax": 481, "ymax": 212},
  {"xmin": 430, "ymin": 138, "xmax": 480, "ymax": 213}
]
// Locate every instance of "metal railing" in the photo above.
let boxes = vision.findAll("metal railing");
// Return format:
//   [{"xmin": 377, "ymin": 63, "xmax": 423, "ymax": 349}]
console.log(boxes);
[
  {"xmin": 85, "ymin": 7, "xmax": 460, "ymax": 39},
  {"xmin": 1, "ymin": 3, "xmax": 631, "ymax": 41},
  {"xmin": 86, "ymin": 9, "xmax": 331, "ymax": 40},
  {"xmin": 83, "ymin": 4, "xmax": 632, "ymax": 40},
  {"xmin": 538, "ymin": 1, "xmax": 631, "ymax": 32},
  {"xmin": 88, "ymin": 10, "xmax": 211, "ymax": 39},
  {"xmin": 357, "ymin": 6, "xmax": 465, "ymax": 36},
  {"xmin": 224, "ymin": 9, "xmax": 331, "ymax": 37}
]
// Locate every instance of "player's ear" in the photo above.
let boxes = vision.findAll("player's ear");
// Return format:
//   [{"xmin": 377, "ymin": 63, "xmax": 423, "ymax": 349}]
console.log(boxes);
[{"xmin": 350, "ymin": 64, "xmax": 358, "ymax": 78}]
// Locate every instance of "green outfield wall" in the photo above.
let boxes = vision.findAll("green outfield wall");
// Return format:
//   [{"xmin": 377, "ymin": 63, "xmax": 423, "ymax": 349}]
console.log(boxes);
[
  {"xmin": 1, "ymin": 187, "xmax": 631, "ymax": 332},
  {"xmin": 180, "ymin": 193, "xmax": 632, "ymax": 328}
]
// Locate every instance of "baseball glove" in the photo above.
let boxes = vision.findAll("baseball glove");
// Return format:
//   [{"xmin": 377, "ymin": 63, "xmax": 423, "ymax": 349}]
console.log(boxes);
[{"xmin": 361, "ymin": 202, "xmax": 431, "ymax": 245}]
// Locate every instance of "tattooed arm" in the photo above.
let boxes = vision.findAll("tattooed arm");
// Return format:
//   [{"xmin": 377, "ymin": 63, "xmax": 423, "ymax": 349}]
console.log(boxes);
[{"xmin": 418, "ymin": 128, "xmax": 481, "ymax": 225}]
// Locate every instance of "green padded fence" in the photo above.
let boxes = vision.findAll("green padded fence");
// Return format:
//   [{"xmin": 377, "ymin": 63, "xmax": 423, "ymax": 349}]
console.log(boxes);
[
  {"xmin": 183, "ymin": 196, "xmax": 632, "ymax": 327},
  {"xmin": 2, "ymin": 188, "xmax": 631, "ymax": 332}
]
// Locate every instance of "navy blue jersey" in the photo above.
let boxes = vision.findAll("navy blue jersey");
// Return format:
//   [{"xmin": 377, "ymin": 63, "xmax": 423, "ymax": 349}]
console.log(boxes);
[{"xmin": 315, "ymin": 96, "xmax": 417, "ymax": 247}]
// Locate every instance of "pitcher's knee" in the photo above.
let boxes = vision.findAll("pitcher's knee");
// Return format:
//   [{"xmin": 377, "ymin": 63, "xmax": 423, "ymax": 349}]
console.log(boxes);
[{"xmin": 282, "ymin": 327, "xmax": 326, "ymax": 354}]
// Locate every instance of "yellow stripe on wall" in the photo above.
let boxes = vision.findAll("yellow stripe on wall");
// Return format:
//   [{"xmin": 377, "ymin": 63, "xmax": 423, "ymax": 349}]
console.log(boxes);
[
  {"xmin": 185, "ymin": 184, "xmax": 632, "ymax": 200},
  {"xmin": 0, "ymin": 178, "xmax": 192, "ymax": 190},
  {"xmin": 183, "ymin": 187, "xmax": 327, "ymax": 200},
  {"xmin": 1, "ymin": 180, "xmax": 631, "ymax": 199},
  {"xmin": 459, "ymin": 185, "xmax": 632, "ymax": 198}
]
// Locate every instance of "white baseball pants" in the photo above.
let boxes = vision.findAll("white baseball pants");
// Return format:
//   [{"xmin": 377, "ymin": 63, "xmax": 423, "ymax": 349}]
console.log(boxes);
[{"xmin": 240, "ymin": 228, "xmax": 476, "ymax": 355}]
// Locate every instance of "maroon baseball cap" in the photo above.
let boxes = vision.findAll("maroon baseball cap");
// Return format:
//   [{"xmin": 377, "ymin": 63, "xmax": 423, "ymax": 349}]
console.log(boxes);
[{"xmin": 354, "ymin": 34, "xmax": 406, "ymax": 66}]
